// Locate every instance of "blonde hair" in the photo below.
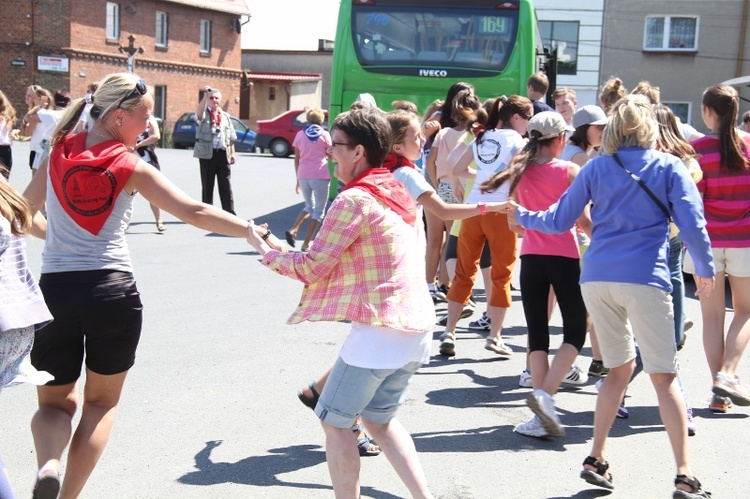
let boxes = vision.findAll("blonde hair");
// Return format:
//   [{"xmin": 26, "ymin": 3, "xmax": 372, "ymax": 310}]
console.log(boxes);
[
  {"xmin": 601, "ymin": 95, "xmax": 657, "ymax": 155},
  {"xmin": 387, "ymin": 110, "xmax": 419, "ymax": 148},
  {"xmin": 52, "ymin": 72, "xmax": 150, "ymax": 147},
  {"xmin": 552, "ymin": 87, "xmax": 576, "ymax": 101},
  {"xmin": 0, "ymin": 179, "xmax": 32, "ymax": 236},
  {"xmin": 631, "ymin": 81, "xmax": 661, "ymax": 106},
  {"xmin": 0, "ymin": 90, "xmax": 16, "ymax": 124},
  {"xmin": 306, "ymin": 107, "xmax": 325, "ymax": 126},
  {"xmin": 599, "ymin": 77, "xmax": 627, "ymax": 115}
]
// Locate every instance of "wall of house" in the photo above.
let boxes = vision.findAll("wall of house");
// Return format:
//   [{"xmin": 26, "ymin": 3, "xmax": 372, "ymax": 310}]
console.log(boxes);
[{"xmin": 600, "ymin": 0, "xmax": 750, "ymax": 129}]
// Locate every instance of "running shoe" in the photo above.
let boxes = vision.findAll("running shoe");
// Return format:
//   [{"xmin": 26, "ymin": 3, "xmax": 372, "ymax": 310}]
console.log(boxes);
[
  {"xmin": 562, "ymin": 365, "xmax": 589, "ymax": 386},
  {"xmin": 686, "ymin": 405, "xmax": 696, "ymax": 437},
  {"xmin": 430, "ymin": 284, "xmax": 448, "ymax": 304},
  {"xmin": 519, "ymin": 369, "xmax": 533, "ymax": 388},
  {"xmin": 468, "ymin": 312, "xmax": 491, "ymax": 331},
  {"xmin": 526, "ymin": 389, "xmax": 565, "ymax": 438},
  {"xmin": 484, "ymin": 336, "xmax": 512, "ymax": 356},
  {"xmin": 438, "ymin": 332, "xmax": 456, "ymax": 357},
  {"xmin": 709, "ymin": 393, "xmax": 733, "ymax": 413},
  {"xmin": 514, "ymin": 415, "xmax": 549, "ymax": 438},
  {"xmin": 712, "ymin": 372, "xmax": 750, "ymax": 406},
  {"xmin": 588, "ymin": 359, "xmax": 609, "ymax": 377}
]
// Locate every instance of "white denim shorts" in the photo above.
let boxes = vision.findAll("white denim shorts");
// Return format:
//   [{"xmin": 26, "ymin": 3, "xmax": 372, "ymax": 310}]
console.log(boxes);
[{"xmin": 684, "ymin": 246, "xmax": 750, "ymax": 277}]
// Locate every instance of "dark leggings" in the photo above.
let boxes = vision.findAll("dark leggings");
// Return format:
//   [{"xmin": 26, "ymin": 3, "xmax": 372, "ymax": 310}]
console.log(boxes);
[
  {"xmin": 520, "ymin": 254, "xmax": 588, "ymax": 353},
  {"xmin": 445, "ymin": 235, "xmax": 491, "ymax": 268}
]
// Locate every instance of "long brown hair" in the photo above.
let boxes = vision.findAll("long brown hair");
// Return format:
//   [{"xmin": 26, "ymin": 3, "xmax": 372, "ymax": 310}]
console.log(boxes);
[
  {"xmin": 0, "ymin": 179, "xmax": 32, "ymax": 236},
  {"xmin": 476, "ymin": 95, "xmax": 532, "ymax": 141},
  {"xmin": 702, "ymin": 84, "xmax": 748, "ymax": 172},
  {"xmin": 654, "ymin": 105, "xmax": 695, "ymax": 161}
]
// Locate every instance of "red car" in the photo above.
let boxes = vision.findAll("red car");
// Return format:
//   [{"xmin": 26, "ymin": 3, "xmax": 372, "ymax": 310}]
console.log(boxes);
[{"xmin": 255, "ymin": 109, "xmax": 328, "ymax": 158}]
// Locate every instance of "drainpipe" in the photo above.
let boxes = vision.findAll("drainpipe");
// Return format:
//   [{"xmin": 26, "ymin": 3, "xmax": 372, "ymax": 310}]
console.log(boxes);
[{"xmin": 738, "ymin": 0, "xmax": 749, "ymax": 77}]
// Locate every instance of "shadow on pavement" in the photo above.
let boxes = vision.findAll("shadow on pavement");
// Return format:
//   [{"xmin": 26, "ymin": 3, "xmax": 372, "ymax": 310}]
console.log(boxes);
[{"xmin": 178, "ymin": 440, "xmax": 403, "ymax": 498}]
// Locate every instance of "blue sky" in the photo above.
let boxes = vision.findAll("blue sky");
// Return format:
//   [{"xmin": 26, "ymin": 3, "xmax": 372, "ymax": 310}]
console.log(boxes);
[{"xmin": 242, "ymin": 1, "xmax": 340, "ymax": 50}]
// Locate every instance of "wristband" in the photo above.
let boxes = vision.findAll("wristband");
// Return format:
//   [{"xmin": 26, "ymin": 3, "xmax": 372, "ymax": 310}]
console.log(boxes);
[
  {"xmin": 261, "ymin": 229, "xmax": 272, "ymax": 241},
  {"xmin": 477, "ymin": 201, "xmax": 487, "ymax": 216}
]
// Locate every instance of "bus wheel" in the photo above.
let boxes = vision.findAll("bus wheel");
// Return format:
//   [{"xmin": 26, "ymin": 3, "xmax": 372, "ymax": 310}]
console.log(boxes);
[{"xmin": 270, "ymin": 138, "xmax": 291, "ymax": 158}]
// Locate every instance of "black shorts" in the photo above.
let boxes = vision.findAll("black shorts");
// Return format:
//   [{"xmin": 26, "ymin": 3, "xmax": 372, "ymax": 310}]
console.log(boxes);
[{"xmin": 31, "ymin": 270, "xmax": 143, "ymax": 385}]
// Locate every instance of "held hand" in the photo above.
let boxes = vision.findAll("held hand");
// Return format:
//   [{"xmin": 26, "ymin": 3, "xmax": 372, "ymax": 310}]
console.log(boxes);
[
  {"xmin": 502, "ymin": 200, "xmax": 519, "ymax": 214},
  {"xmin": 486, "ymin": 202, "xmax": 504, "ymax": 213},
  {"xmin": 694, "ymin": 276, "xmax": 715, "ymax": 297},
  {"xmin": 246, "ymin": 220, "xmax": 265, "ymax": 251}
]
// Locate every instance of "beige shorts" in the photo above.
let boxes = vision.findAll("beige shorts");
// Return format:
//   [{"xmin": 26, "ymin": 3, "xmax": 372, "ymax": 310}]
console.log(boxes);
[
  {"xmin": 581, "ymin": 281, "xmax": 677, "ymax": 374},
  {"xmin": 684, "ymin": 246, "xmax": 750, "ymax": 277}
]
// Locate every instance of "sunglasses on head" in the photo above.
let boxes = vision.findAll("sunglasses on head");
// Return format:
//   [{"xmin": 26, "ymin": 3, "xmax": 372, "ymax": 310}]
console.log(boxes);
[{"xmin": 116, "ymin": 79, "xmax": 147, "ymax": 109}]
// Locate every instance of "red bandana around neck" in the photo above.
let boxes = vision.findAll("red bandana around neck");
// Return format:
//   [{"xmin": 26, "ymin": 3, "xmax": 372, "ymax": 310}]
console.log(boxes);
[
  {"xmin": 343, "ymin": 167, "xmax": 416, "ymax": 226},
  {"xmin": 382, "ymin": 153, "xmax": 417, "ymax": 172},
  {"xmin": 209, "ymin": 108, "xmax": 221, "ymax": 126},
  {"xmin": 49, "ymin": 132, "xmax": 137, "ymax": 235}
]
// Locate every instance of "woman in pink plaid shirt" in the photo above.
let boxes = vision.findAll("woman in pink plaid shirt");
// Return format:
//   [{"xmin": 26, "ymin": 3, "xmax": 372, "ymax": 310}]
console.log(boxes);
[{"xmin": 247, "ymin": 108, "xmax": 435, "ymax": 498}]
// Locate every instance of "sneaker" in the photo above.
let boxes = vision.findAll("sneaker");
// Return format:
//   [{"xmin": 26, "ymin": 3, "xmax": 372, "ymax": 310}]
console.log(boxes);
[
  {"xmin": 709, "ymin": 393, "xmax": 733, "ymax": 413},
  {"xmin": 436, "ymin": 307, "xmax": 473, "ymax": 326},
  {"xmin": 430, "ymin": 284, "xmax": 447, "ymax": 304},
  {"xmin": 468, "ymin": 312, "xmax": 491, "ymax": 332},
  {"xmin": 514, "ymin": 415, "xmax": 549, "ymax": 438},
  {"xmin": 712, "ymin": 372, "xmax": 750, "ymax": 406},
  {"xmin": 562, "ymin": 365, "xmax": 589, "ymax": 386},
  {"xmin": 439, "ymin": 332, "xmax": 456, "ymax": 357},
  {"xmin": 33, "ymin": 469, "xmax": 60, "ymax": 499},
  {"xmin": 526, "ymin": 389, "xmax": 565, "ymax": 438},
  {"xmin": 484, "ymin": 336, "xmax": 512, "ymax": 356},
  {"xmin": 686, "ymin": 406, "xmax": 696, "ymax": 437},
  {"xmin": 588, "ymin": 359, "xmax": 609, "ymax": 377},
  {"xmin": 467, "ymin": 297, "xmax": 477, "ymax": 309},
  {"xmin": 519, "ymin": 369, "xmax": 533, "ymax": 388}
]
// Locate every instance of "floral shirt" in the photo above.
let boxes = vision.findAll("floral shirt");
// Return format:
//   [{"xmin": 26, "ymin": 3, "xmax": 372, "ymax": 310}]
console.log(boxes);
[{"xmin": 263, "ymin": 188, "xmax": 434, "ymax": 333}]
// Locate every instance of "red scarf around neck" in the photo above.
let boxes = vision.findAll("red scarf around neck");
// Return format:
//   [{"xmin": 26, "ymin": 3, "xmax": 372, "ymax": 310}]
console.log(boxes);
[
  {"xmin": 343, "ymin": 167, "xmax": 416, "ymax": 226},
  {"xmin": 49, "ymin": 132, "xmax": 137, "ymax": 235},
  {"xmin": 382, "ymin": 153, "xmax": 417, "ymax": 172},
  {"xmin": 209, "ymin": 108, "xmax": 221, "ymax": 126}
]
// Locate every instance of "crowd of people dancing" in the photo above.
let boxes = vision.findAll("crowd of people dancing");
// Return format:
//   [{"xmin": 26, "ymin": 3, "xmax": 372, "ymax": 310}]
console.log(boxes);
[{"xmin": 2, "ymin": 71, "xmax": 749, "ymax": 499}]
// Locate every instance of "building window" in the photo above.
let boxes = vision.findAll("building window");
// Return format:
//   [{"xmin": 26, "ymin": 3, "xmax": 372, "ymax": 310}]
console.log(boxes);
[
  {"xmin": 664, "ymin": 102, "xmax": 692, "ymax": 125},
  {"xmin": 200, "ymin": 19, "xmax": 211, "ymax": 53},
  {"xmin": 156, "ymin": 11, "xmax": 168, "ymax": 47},
  {"xmin": 269, "ymin": 87, "xmax": 276, "ymax": 101},
  {"xmin": 644, "ymin": 16, "xmax": 699, "ymax": 51},
  {"xmin": 106, "ymin": 2, "xmax": 120, "ymax": 40},
  {"xmin": 539, "ymin": 21, "xmax": 579, "ymax": 75},
  {"xmin": 153, "ymin": 85, "xmax": 166, "ymax": 120}
]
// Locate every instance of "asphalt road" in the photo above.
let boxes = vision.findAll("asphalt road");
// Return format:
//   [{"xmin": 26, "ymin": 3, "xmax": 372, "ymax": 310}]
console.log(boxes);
[{"xmin": 1, "ymin": 142, "xmax": 747, "ymax": 498}]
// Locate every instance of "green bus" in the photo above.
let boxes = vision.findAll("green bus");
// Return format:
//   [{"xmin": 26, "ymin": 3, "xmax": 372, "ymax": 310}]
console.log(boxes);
[{"xmin": 329, "ymin": 0, "xmax": 553, "ymax": 118}]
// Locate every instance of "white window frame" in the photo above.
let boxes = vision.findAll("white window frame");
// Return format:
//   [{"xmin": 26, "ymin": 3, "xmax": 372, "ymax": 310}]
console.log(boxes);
[
  {"xmin": 106, "ymin": 2, "xmax": 120, "ymax": 40},
  {"xmin": 200, "ymin": 19, "xmax": 211, "ymax": 54},
  {"xmin": 643, "ymin": 15, "xmax": 699, "ymax": 52},
  {"xmin": 156, "ymin": 11, "xmax": 168, "ymax": 47},
  {"xmin": 663, "ymin": 101, "xmax": 693, "ymax": 126}
]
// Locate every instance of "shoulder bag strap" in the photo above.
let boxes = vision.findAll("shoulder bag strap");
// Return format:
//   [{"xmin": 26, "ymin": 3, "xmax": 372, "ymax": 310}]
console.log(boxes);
[{"xmin": 612, "ymin": 153, "xmax": 671, "ymax": 219}]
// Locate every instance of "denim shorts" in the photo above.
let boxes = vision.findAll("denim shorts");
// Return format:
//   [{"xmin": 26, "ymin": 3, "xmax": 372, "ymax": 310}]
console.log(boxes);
[
  {"xmin": 31, "ymin": 270, "xmax": 143, "ymax": 385},
  {"xmin": 315, "ymin": 357, "xmax": 422, "ymax": 428}
]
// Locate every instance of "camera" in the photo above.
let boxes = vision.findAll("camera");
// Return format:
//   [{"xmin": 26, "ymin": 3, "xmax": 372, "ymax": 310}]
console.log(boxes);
[
  {"xmin": 206, "ymin": 87, "xmax": 213, "ymax": 93},
  {"xmin": 212, "ymin": 125, "xmax": 221, "ymax": 135}
]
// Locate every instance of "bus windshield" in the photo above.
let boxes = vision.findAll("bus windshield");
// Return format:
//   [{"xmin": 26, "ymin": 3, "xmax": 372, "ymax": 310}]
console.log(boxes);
[{"xmin": 352, "ymin": 2, "xmax": 520, "ymax": 74}]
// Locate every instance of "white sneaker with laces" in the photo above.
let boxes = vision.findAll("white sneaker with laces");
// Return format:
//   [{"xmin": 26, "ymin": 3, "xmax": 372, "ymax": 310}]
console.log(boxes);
[
  {"xmin": 562, "ymin": 365, "xmax": 589, "ymax": 386},
  {"xmin": 519, "ymin": 369, "xmax": 532, "ymax": 388},
  {"xmin": 526, "ymin": 389, "xmax": 564, "ymax": 438},
  {"xmin": 468, "ymin": 312, "xmax": 491, "ymax": 331},
  {"xmin": 514, "ymin": 415, "xmax": 548, "ymax": 438}
]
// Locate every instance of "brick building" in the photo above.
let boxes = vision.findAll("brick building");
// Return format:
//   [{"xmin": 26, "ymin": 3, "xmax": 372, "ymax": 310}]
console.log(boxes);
[{"xmin": 1, "ymin": 0, "xmax": 250, "ymax": 135}]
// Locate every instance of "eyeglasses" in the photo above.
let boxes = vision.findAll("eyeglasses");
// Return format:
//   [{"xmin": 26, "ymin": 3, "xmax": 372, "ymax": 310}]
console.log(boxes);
[
  {"xmin": 331, "ymin": 141, "xmax": 354, "ymax": 148},
  {"xmin": 116, "ymin": 79, "xmax": 147, "ymax": 109}
]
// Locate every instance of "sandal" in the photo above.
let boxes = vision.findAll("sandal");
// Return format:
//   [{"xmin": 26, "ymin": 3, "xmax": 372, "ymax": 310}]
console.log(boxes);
[
  {"xmin": 297, "ymin": 381, "xmax": 319, "ymax": 411},
  {"xmin": 580, "ymin": 456, "xmax": 614, "ymax": 490},
  {"xmin": 352, "ymin": 423, "xmax": 380, "ymax": 457},
  {"xmin": 674, "ymin": 474, "xmax": 711, "ymax": 498},
  {"xmin": 285, "ymin": 230, "xmax": 296, "ymax": 248},
  {"xmin": 156, "ymin": 222, "xmax": 166, "ymax": 232}
]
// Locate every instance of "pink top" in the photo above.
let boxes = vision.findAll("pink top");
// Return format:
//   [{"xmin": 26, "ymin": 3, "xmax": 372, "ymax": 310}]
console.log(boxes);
[
  {"xmin": 434, "ymin": 127, "xmax": 468, "ymax": 183},
  {"xmin": 515, "ymin": 159, "xmax": 580, "ymax": 258},
  {"xmin": 692, "ymin": 135, "xmax": 750, "ymax": 248},
  {"xmin": 292, "ymin": 129, "xmax": 332, "ymax": 180}
]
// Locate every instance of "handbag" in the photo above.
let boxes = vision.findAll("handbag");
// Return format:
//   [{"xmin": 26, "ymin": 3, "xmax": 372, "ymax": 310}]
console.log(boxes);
[{"xmin": 612, "ymin": 153, "xmax": 671, "ymax": 220}]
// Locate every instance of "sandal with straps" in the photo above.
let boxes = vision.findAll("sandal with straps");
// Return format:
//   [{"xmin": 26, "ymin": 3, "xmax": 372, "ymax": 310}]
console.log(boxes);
[
  {"xmin": 580, "ymin": 456, "xmax": 614, "ymax": 490},
  {"xmin": 674, "ymin": 474, "xmax": 711, "ymax": 498},
  {"xmin": 351, "ymin": 423, "xmax": 380, "ymax": 457},
  {"xmin": 297, "ymin": 381, "xmax": 320, "ymax": 411}
]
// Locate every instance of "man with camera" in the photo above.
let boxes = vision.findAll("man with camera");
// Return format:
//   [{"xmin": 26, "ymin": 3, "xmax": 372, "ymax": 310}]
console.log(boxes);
[{"xmin": 194, "ymin": 86, "xmax": 237, "ymax": 214}]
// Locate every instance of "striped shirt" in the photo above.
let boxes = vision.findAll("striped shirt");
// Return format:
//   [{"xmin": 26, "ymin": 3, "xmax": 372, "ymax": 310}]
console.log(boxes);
[
  {"xmin": 262, "ymin": 188, "xmax": 435, "ymax": 333},
  {"xmin": 692, "ymin": 135, "xmax": 750, "ymax": 248}
]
